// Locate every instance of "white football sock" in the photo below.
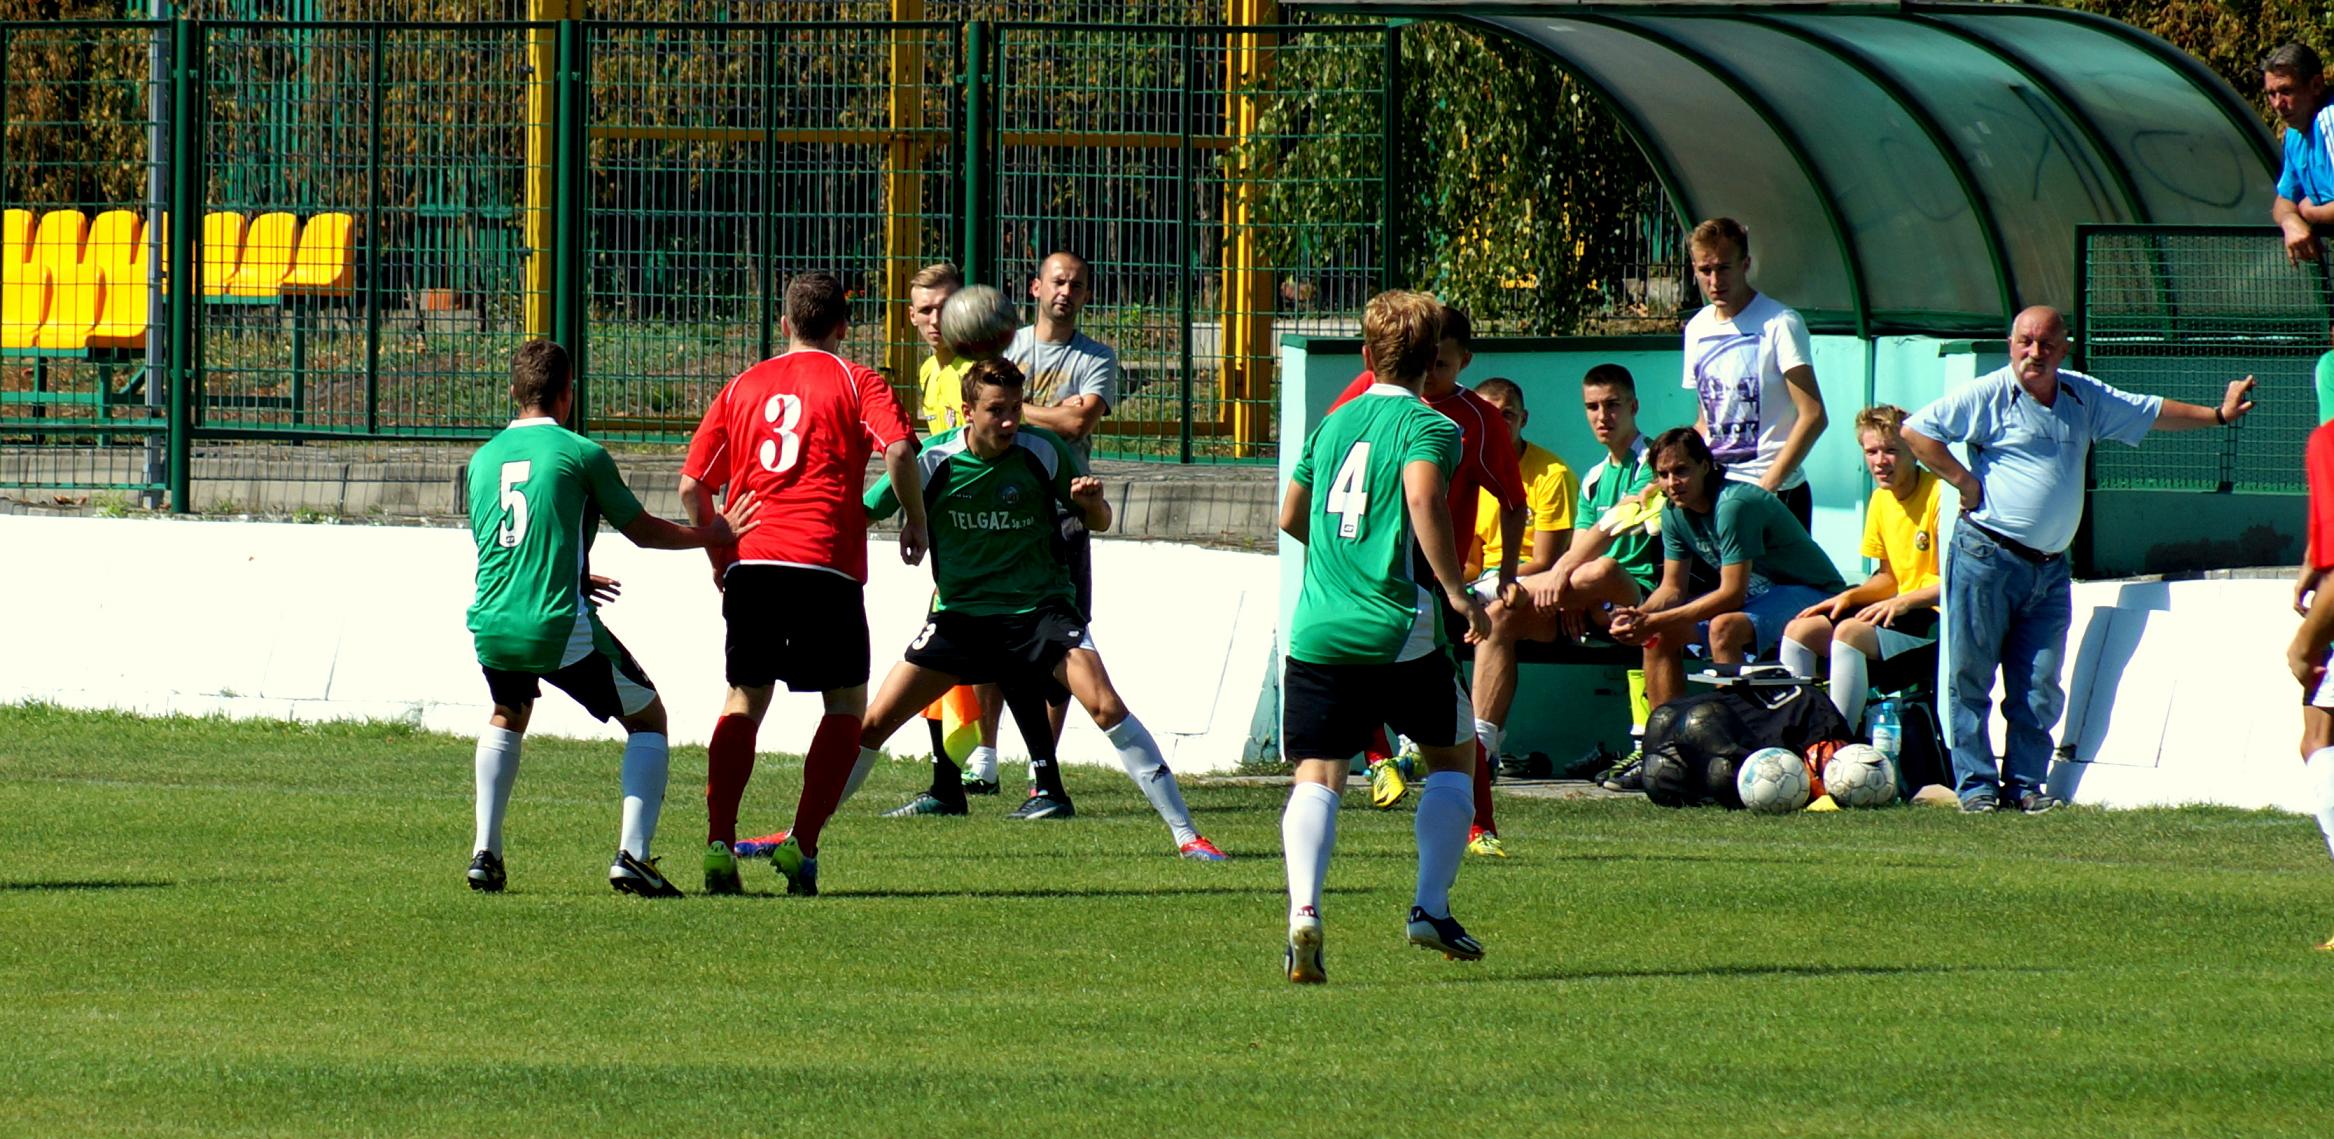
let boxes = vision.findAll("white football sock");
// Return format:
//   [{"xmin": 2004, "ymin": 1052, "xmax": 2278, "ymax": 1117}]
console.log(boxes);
[
  {"xmin": 1413, "ymin": 770, "xmax": 1472, "ymax": 918},
  {"xmin": 2308, "ymin": 749, "xmax": 2334, "ymax": 864},
  {"xmin": 1830, "ymin": 641, "xmax": 1872, "ymax": 727},
  {"xmin": 1103, "ymin": 715, "xmax": 1198, "ymax": 845},
  {"xmin": 618, "ymin": 731, "xmax": 668, "ymax": 860},
  {"xmin": 966, "ymin": 744, "xmax": 1000, "ymax": 784},
  {"xmin": 840, "ymin": 746, "xmax": 880, "ymax": 805},
  {"xmin": 472, "ymin": 726, "xmax": 521, "ymax": 858},
  {"xmin": 1474, "ymin": 718, "xmax": 1505, "ymax": 759},
  {"xmin": 1281, "ymin": 781, "xmax": 1340, "ymax": 919},
  {"xmin": 1779, "ymin": 637, "xmax": 1820, "ymax": 679}
]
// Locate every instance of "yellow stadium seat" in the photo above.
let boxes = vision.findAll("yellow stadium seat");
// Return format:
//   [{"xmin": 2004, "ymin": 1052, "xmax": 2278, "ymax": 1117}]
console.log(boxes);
[
  {"xmin": 36, "ymin": 255, "xmax": 102, "ymax": 352},
  {"xmin": 279, "ymin": 212, "xmax": 356, "ymax": 297},
  {"xmin": 3, "ymin": 208, "xmax": 31, "ymax": 269},
  {"xmin": 31, "ymin": 209, "xmax": 88, "ymax": 274},
  {"xmin": 0, "ymin": 263, "xmax": 46, "ymax": 352},
  {"xmin": 226, "ymin": 211, "xmax": 299, "ymax": 299},
  {"xmin": 84, "ymin": 209, "xmax": 142, "ymax": 279},
  {"xmin": 87, "ymin": 213, "xmax": 153, "ymax": 352},
  {"xmin": 201, "ymin": 211, "xmax": 245, "ymax": 297}
]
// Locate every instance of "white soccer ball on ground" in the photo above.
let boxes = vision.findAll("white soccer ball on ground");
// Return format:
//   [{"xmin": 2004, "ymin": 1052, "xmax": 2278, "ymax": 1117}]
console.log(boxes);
[
  {"xmin": 1823, "ymin": 743, "xmax": 1899, "ymax": 808},
  {"xmin": 1735, "ymin": 747, "xmax": 1811, "ymax": 814}
]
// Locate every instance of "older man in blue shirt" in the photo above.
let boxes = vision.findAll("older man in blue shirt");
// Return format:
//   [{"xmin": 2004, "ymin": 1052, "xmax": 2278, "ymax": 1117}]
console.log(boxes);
[
  {"xmin": 2265, "ymin": 42, "xmax": 2334, "ymax": 264},
  {"xmin": 1903, "ymin": 306, "xmax": 2256, "ymax": 813}
]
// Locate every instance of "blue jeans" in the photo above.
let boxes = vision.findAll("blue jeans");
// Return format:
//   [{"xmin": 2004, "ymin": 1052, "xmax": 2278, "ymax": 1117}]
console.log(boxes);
[{"xmin": 1942, "ymin": 523, "xmax": 2072, "ymax": 803}]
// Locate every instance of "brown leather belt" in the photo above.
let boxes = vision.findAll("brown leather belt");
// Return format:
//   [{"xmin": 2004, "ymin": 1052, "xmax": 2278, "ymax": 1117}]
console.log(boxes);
[{"xmin": 1966, "ymin": 519, "xmax": 2061, "ymax": 564}]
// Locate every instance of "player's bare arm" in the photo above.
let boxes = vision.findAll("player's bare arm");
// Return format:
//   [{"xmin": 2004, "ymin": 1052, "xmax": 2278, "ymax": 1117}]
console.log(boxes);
[
  {"xmin": 621, "ymin": 489, "xmax": 758, "ymax": 551},
  {"xmin": 2298, "ymin": 565, "xmax": 2323, "ymax": 617},
  {"xmin": 1404, "ymin": 459, "xmax": 1489, "ymax": 644},
  {"xmin": 2276, "ymin": 195, "xmax": 2324, "ymax": 262},
  {"xmin": 2152, "ymin": 376, "xmax": 2257, "ymax": 431},
  {"xmin": 1799, "ymin": 569, "xmax": 1895, "ymax": 622},
  {"xmin": 2291, "ymin": 575, "xmax": 2334, "ymax": 688},
  {"xmin": 881, "ymin": 438, "xmax": 930, "ymax": 565},
  {"xmin": 1900, "ymin": 426, "xmax": 1981, "ymax": 513},
  {"xmin": 1496, "ymin": 501, "xmax": 1526, "ymax": 594},
  {"xmin": 1021, "ymin": 393, "xmax": 1106, "ymax": 441},
  {"xmin": 1278, "ymin": 480, "xmax": 1311, "ymax": 545},
  {"xmin": 1070, "ymin": 474, "xmax": 1112, "ymax": 534},
  {"xmin": 678, "ymin": 473, "xmax": 742, "ymax": 587},
  {"xmin": 1759, "ymin": 363, "xmax": 1827, "ymax": 493},
  {"xmin": 1860, "ymin": 582, "xmax": 1939, "ymax": 626},
  {"xmin": 1645, "ymin": 560, "xmax": 1751, "ymax": 635}
]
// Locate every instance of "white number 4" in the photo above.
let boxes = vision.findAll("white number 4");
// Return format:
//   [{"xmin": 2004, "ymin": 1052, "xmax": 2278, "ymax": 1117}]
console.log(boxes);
[
  {"xmin": 1325, "ymin": 441, "xmax": 1370, "ymax": 539},
  {"xmin": 497, "ymin": 460, "xmax": 532, "ymax": 548}
]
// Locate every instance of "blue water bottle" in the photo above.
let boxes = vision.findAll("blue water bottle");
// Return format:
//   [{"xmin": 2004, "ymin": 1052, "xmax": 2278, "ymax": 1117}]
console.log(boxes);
[{"xmin": 1868, "ymin": 698, "xmax": 1902, "ymax": 762}]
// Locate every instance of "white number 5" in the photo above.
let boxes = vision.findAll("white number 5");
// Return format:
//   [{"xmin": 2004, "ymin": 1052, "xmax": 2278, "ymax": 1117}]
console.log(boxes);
[
  {"xmin": 1324, "ymin": 441, "xmax": 1371, "ymax": 539},
  {"xmin": 497, "ymin": 460, "xmax": 532, "ymax": 548}
]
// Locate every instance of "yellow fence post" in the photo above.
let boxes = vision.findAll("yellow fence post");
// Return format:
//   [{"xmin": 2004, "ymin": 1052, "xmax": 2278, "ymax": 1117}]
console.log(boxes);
[
  {"xmin": 1221, "ymin": 0, "xmax": 1278, "ymax": 458},
  {"xmin": 883, "ymin": 0, "xmax": 928, "ymax": 385},
  {"xmin": 522, "ymin": 0, "xmax": 576, "ymax": 340}
]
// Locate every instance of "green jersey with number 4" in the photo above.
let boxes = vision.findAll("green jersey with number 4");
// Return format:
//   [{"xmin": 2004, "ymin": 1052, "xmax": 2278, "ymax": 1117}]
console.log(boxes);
[
  {"xmin": 1289, "ymin": 385, "xmax": 1461, "ymax": 665},
  {"xmin": 465, "ymin": 418, "xmax": 646, "ymax": 672}
]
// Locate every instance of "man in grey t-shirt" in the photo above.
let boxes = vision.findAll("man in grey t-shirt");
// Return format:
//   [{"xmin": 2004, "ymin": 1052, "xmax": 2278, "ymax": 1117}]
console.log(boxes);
[
  {"xmin": 1002, "ymin": 250, "xmax": 1118, "ymax": 749},
  {"xmin": 1007, "ymin": 250, "xmax": 1118, "ymax": 461}
]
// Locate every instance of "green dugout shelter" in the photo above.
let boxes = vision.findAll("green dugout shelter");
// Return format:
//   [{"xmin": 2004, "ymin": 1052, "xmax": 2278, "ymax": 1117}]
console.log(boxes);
[{"xmin": 1294, "ymin": 0, "xmax": 2281, "ymax": 331}]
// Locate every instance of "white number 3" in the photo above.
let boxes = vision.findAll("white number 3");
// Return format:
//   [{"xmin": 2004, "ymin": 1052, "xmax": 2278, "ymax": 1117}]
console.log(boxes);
[
  {"xmin": 759, "ymin": 393, "xmax": 804, "ymax": 473},
  {"xmin": 1324, "ymin": 441, "xmax": 1371, "ymax": 539}
]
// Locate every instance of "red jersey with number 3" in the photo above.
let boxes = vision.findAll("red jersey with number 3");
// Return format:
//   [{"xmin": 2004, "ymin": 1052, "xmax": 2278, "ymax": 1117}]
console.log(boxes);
[{"xmin": 682, "ymin": 348, "xmax": 912, "ymax": 582}]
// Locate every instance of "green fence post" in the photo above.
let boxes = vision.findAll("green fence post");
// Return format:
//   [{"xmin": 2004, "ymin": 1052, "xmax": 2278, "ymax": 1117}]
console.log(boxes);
[
  {"xmin": 166, "ymin": 17, "xmax": 197, "ymax": 511},
  {"xmin": 758, "ymin": 26, "xmax": 778, "ymax": 361},
  {"xmin": 1176, "ymin": 26, "xmax": 1195, "ymax": 465},
  {"xmin": 1379, "ymin": 22, "xmax": 1402, "ymax": 293},
  {"xmin": 363, "ymin": 21, "xmax": 383, "ymax": 436},
  {"xmin": 554, "ymin": 19, "xmax": 587, "ymax": 431},
  {"xmin": 960, "ymin": 20, "xmax": 991, "ymax": 287}
]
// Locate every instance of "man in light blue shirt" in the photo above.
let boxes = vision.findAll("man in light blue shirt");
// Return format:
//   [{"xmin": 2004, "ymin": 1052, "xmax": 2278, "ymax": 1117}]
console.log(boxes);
[
  {"xmin": 1903, "ymin": 306, "xmax": 2256, "ymax": 813},
  {"xmin": 2264, "ymin": 43, "xmax": 2334, "ymax": 264}
]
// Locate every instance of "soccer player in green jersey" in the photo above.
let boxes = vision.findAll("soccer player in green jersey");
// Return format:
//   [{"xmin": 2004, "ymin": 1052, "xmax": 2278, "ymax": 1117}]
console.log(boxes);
[
  {"xmin": 1276, "ymin": 290, "xmax": 1492, "ymax": 983},
  {"xmin": 758, "ymin": 358, "xmax": 1223, "ymax": 895},
  {"xmin": 463, "ymin": 340, "xmax": 758, "ymax": 898}
]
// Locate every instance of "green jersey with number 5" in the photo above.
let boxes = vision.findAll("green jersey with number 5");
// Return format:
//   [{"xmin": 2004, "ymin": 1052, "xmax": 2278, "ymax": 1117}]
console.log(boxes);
[
  {"xmin": 1288, "ymin": 385, "xmax": 1461, "ymax": 665},
  {"xmin": 464, "ymin": 418, "xmax": 646, "ymax": 672}
]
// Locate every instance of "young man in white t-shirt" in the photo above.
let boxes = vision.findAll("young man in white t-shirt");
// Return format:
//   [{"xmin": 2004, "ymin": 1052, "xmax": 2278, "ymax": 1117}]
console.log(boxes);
[{"xmin": 1681, "ymin": 217, "xmax": 1828, "ymax": 529}]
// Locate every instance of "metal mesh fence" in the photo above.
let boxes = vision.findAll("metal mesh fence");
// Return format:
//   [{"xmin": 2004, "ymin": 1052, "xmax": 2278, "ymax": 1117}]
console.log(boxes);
[
  {"xmin": 2078, "ymin": 225, "xmax": 2333, "ymax": 494},
  {"xmin": 0, "ymin": 21, "xmax": 170, "ymax": 496},
  {"xmin": 193, "ymin": 21, "xmax": 551, "ymax": 442},
  {"xmin": 582, "ymin": 21, "xmax": 956, "ymax": 443},
  {"xmin": 995, "ymin": 22, "xmax": 1388, "ymax": 462}
]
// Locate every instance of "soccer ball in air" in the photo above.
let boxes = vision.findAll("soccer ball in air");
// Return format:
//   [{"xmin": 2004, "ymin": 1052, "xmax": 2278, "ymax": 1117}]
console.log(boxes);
[
  {"xmin": 1735, "ymin": 747, "xmax": 1811, "ymax": 814},
  {"xmin": 1823, "ymin": 744, "xmax": 1899, "ymax": 808}
]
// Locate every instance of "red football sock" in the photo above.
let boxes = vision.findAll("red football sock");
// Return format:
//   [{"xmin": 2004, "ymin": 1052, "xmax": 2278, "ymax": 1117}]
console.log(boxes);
[
  {"xmin": 705, "ymin": 713, "xmax": 759, "ymax": 846},
  {"xmin": 788, "ymin": 714, "xmax": 864, "ymax": 858},
  {"xmin": 1471, "ymin": 739, "xmax": 1497, "ymax": 836}
]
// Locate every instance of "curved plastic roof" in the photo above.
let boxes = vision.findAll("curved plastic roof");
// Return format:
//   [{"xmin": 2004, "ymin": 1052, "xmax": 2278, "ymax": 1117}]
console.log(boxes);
[{"xmin": 1293, "ymin": 2, "xmax": 2278, "ymax": 334}]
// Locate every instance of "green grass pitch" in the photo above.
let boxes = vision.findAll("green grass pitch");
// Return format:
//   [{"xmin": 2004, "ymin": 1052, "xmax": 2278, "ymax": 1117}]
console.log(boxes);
[{"xmin": 3, "ymin": 702, "xmax": 2328, "ymax": 1137}]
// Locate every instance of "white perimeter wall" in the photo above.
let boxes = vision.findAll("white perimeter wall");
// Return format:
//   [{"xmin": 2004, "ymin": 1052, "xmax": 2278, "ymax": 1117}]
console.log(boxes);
[{"xmin": 0, "ymin": 515, "xmax": 1278, "ymax": 773}]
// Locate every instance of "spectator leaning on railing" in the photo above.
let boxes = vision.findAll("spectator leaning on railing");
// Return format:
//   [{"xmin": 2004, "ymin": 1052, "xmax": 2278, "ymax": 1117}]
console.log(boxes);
[{"xmin": 2264, "ymin": 42, "xmax": 2334, "ymax": 264}]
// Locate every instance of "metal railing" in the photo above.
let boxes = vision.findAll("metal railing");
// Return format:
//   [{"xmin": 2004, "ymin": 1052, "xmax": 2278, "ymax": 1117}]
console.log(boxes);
[{"xmin": 2076, "ymin": 223, "xmax": 2334, "ymax": 496}]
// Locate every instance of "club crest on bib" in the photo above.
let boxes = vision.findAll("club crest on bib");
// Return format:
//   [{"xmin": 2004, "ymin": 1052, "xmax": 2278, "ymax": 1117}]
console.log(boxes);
[{"xmin": 1915, "ymin": 528, "xmax": 1932, "ymax": 552}]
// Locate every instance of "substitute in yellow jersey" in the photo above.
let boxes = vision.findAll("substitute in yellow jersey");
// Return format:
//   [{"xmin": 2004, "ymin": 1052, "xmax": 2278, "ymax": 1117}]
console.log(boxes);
[
  {"xmin": 908, "ymin": 262, "xmax": 970, "ymax": 434},
  {"xmin": 1464, "ymin": 378, "xmax": 1576, "ymax": 599},
  {"xmin": 1780, "ymin": 405, "xmax": 1944, "ymax": 728}
]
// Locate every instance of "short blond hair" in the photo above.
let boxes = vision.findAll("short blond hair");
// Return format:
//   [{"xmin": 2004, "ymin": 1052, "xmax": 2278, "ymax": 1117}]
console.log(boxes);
[
  {"xmin": 1362, "ymin": 290, "xmax": 1445, "ymax": 383},
  {"xmin": 1689, "ymin": 217, "xmax": 1749, "ymax": 260},
  {"xmin": 1853, "ymin": 404, "xmax": 1908, "ymax": 440},
  {"xmin": 909, "ymin": 262, "xmax": 963, "ymax": 293}
]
